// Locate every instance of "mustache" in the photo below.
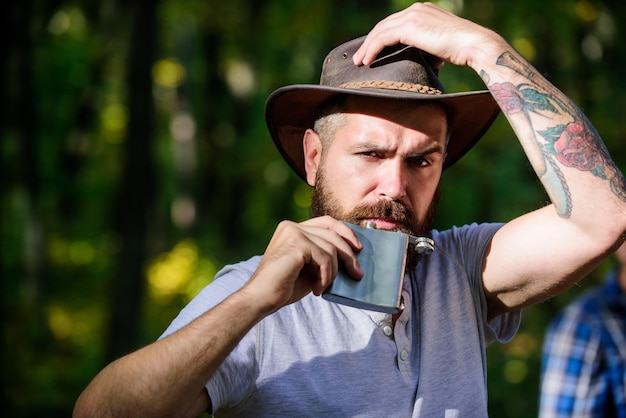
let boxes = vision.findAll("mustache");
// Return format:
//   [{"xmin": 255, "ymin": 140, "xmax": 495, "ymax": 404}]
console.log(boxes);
[{"xmin": 343, "ymin": 200, "xmax": 419, "ymax": 233}]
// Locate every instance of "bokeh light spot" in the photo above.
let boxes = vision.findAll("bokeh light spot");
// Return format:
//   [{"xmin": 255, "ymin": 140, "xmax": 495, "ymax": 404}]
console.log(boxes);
[
  {"xmin": 511, "ymin": 38, "xmax": 536, "ymax": 62},
  {"xmin": 101, "ymin": 104, "xmax": 128, "ymax": 143},
  {"xmin": 294, "ymin": 183, "xmax": 312, "ymax": 208},
  {"xmin": 153, "ymin": 58, "xmax": 186, "ymax": 89}
]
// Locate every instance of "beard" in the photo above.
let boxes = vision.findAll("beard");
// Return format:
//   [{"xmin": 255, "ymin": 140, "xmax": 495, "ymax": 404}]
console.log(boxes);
[{"xmin": 310, "ymin": 165, "xmax": 439, "ymax": 270}]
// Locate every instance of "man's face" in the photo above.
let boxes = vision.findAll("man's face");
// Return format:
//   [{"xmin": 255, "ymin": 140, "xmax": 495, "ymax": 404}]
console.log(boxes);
[{"xmin": 305, "ymin": 97, "xmax": 447, "ymax": 237}]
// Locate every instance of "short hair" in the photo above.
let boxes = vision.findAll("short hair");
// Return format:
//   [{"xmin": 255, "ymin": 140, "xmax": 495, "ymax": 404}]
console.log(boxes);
[{"xmin": 313, "ymin": 95, "xmax": 348, "ymax": 150}]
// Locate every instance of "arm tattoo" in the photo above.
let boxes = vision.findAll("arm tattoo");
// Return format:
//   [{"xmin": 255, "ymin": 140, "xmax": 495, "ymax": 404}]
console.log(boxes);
[{"xmin": 484, "ymin": 51, "xmax": 626, "ymax": 217}]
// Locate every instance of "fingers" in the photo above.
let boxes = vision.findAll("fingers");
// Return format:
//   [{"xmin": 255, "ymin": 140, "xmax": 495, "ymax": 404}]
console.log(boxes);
[
  {"xmin": 352, "ymin": 2, "xmax": 483, "ymax": 68},
  {"xmin": 353, "ymin": 3, "xmax": 429, "ymax": 66},
  {"xmin": 300, "ymin": 220, "xmax": 364, "ymax": 295},
  {"xmin": 352, "ymin": 10, "xmax": 407, "ymax": 66},
  {"xmin": 302, "ymin": 215, "xmax": 363, "ymax": 252},
  {"xmin": 249, "ymin": 217, "xmax": 364, "ymax": 309},
  {"xmin": 300, "ymin": 216, "xmax": 364, "ymax": 282}
]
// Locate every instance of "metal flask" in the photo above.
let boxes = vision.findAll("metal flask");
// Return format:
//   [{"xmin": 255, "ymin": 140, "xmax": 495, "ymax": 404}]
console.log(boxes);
[{"xmin": 322, "ymin": 221, "xmax": 434, "ymax": 314}]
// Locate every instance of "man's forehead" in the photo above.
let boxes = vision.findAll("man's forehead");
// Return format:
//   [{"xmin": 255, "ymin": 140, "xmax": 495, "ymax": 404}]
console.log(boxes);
[
  {"xmin": 342, "ymin": 95, "xmax": 446, "ymax": 113},
  {"xmin": 340, "ymin": 98, "xmax": 448, "ymax": 133}
]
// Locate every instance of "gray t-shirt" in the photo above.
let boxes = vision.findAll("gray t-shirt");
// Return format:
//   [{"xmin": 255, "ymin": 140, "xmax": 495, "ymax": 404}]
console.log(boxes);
[{"xmin": 161, "ymin": 223, "xmax": 521, "ymax": 417}]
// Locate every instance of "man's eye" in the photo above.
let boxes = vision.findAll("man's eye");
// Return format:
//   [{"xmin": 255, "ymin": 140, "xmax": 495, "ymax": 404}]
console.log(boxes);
[{"xmin": 408, "ymin": 156, "xmax": 429, "ymax": 167}]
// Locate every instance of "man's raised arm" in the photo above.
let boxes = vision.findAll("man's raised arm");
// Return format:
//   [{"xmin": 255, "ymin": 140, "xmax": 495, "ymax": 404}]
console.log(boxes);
[{"xmin": 354, "ymin": 2, "xmax": 626, "ymax": 316}]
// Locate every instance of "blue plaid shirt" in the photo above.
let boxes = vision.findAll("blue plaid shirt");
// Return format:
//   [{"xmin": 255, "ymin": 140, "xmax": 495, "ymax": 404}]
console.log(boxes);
[{"xmin": 539, "ymin": 271, "xmax": 626, "ymax": 418}]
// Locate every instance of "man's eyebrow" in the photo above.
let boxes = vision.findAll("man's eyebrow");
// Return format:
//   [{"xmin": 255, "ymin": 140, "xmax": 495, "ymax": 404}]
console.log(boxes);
[
  {"xmin": 348, "ymin": 143, "xmax": 444, "ymax": 154},
  {"xmin": 348, "ymin": 142, "xmax": 389, "ymax": 151},
  {"xmin": 407, "ymin": 144, "xmax": 445, "ymax": 157}
]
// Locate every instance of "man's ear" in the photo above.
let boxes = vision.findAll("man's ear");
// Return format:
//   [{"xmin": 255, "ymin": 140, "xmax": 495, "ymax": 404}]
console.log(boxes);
[{"xmin": 303, "ymin": 128, "xmax": 322, "ymax": 186}]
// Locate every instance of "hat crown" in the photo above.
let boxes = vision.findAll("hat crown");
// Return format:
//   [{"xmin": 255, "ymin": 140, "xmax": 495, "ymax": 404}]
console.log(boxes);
[{"xmin": 320, "ymin": 36, "xmax": 446, "ymax": 94}]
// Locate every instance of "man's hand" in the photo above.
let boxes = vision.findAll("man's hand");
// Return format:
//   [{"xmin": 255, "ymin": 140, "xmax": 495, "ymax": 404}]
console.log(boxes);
[
  {"xmin": 241, "ymin": 216, "xmax": 364, "ymax": 314},
  {"xmin": 353, "ymin": 2, "xmax": 505, "ymax": 70}
]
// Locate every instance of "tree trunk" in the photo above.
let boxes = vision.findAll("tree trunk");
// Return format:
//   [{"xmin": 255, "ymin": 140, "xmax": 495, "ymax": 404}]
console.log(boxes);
[{"xmin": 106, "ymin": 0, "xmax": 159, "ymax": 362}]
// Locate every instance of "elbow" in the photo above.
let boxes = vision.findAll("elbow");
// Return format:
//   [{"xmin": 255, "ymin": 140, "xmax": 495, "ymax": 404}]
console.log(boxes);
[
  {"xmin": 73, "ymin": 391, "xmax": 102, "ymax": 418},
  {"xmin": 583, "ymin": 210, "xmax": 626, "ymax": 257},
  {"xmin": 603, "ymin": 221, "xmax": 626, "ymax": 255},
  {"xmin": 73, "ymin": 379, "xmax": 115, "ymax": 418},
  {"xmin": 610, "ymin": 232, "xmax": 626, "ymax": 259}
]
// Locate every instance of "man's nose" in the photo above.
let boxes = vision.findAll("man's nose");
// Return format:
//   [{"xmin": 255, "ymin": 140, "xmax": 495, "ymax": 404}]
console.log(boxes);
[{"xmin": 376, "ymin": 160, "xmax": 408, "ymax": 201}]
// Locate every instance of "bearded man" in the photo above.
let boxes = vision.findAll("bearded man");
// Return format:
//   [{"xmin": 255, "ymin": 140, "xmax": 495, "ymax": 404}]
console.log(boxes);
[{"xmin": 74, "ymin": 3, "xmax": 626, "ymax": 417}]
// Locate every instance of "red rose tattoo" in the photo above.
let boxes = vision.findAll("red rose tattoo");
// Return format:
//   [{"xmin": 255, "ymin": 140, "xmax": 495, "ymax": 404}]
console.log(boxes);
[
  {"xmin": 553, "ymin": 122, "xmax": 605, "ymax": 171},
  {"xmin": 491, "ymin": 82, "xmax": 525, "ymax": 114}
]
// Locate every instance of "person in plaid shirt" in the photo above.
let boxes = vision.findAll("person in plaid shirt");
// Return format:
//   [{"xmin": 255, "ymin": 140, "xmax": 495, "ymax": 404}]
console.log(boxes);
[{"xmin": 539, "ymin": 242, "xmax": 626, "ymax": 418}]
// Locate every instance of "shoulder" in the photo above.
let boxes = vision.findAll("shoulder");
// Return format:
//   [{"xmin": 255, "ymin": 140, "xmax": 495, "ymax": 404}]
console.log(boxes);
[
  {"xmin": 433, "ymin": 223, "xmax": 503, "ymax": 245},
  {"xmin": 431, "ymin": 222, "xmax": 503, "ymax": 262},
  {"xmin": 159, "ymin": 255, "xmax": 263, "ymax": 339},
  {"xmin": 213, "ymin": 255, "xmax": 262, "ymax": 285}
]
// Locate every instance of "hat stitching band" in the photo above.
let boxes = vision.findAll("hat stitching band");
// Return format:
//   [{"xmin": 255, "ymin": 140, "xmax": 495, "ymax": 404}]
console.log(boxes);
[{"xmin": 339, "ymin": 80, "xmax": 443, "ymax": 95}]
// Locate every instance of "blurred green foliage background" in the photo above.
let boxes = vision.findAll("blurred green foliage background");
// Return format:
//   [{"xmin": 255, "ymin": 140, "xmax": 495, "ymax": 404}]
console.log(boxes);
[{"xmin": 2, "ymin": 0, "xmax": 625, "ymax": 416}]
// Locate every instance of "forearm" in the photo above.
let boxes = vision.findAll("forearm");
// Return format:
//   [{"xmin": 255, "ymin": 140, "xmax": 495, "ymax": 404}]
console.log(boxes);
[
  {"xmin": 74, "ymin": 288, "xmax": 269, "ymax": 418},
  {"xmin": 473, "ymin": 38, "xmax": 626, "ymax": 224}
]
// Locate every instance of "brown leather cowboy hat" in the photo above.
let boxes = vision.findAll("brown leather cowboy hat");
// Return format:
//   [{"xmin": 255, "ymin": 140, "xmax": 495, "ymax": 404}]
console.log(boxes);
[{"xmin": 265, "ymin": 36, "xmax": 500, "ymax": 181}]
